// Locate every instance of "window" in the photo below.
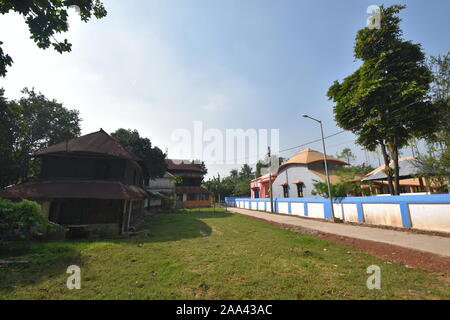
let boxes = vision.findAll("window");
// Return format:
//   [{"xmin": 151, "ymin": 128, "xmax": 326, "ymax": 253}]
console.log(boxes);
[
  {"xmin": 200, "ymin": 193, "xmax": 208, "ymax": 201},
  {"xmin": 296, "ymin": 184, "xmax": 304, "ymax": 197},
  {"xmin": 282, "ymin": 185, "xmax": 289, "ymax": 198}
]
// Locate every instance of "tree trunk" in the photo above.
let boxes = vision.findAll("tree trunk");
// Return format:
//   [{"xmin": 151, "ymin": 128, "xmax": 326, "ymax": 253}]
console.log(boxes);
[
  {"xmin": 391, "ymin": 136, "xmax": 401, "ymax": 195},
  {"xmin": 379, "ymin": 141, "xmax": 395, "ymax": 195}
]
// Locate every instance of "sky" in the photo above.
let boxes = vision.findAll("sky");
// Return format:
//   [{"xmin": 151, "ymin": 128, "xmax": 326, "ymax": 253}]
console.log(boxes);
[{"xmin": 1, "ymin": 0, "xmax": 449, "ymax": 179}]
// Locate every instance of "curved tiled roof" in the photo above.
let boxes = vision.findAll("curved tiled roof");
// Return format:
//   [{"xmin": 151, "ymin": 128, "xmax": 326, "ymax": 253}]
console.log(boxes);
[
  {"xmin": 166, "ymin": 159, "xmax": 203, "ymax": 172},
  {"xmin": 35, "ymin": 129, "xmax": 141, "ymax": 161},
  {"xmin": 0, "ymin": 180, "xmax": 148, "ymax": 200},
  {"xmin": 278, "ymin": 148, "xmax": 348, "ymax": 170}
]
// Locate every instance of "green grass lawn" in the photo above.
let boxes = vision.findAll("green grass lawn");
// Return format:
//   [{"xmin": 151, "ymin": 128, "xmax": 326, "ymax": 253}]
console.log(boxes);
[{"xmin": 1, "ymin": 209, "xmax": 449, "ymax": 299}]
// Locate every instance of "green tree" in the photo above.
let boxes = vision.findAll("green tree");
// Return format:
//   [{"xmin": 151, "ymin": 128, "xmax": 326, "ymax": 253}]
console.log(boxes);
[
  {"xmin": 337, "ymin": 148, "xmax": 356, "ymax": 164},
  {"xmin": 193, "ymin": 160, "xmax": 208, "ymax": 176},
  {"xmin": 327, "ymin": 5, "xmax": 437, "ymax": 195},
  {"xmin": 413, "ymin": 52, "xmax": 450, "ymax": 193},
  {"xmin": 203, "ymin": 166, "xmax": 253, "ymax": 199},
  {"xmin": 0, "ymin": 0, "xmax": 107, "ymax": 77},
  {"xmin": 312, "ymin": 165, "xmax": 367, "ymax": 198},
  {"xmin": 239, "ymin": 163, "xmax": 254, "ymax": 179},
  {"xmin": 110, "ymin": 129, "xmax": 167, "ymax": 180},
  {"xmin": 426, "ymin": 52, "xmax": 450, "ymax": 145},
  {"xmin": 413, "ymin": 142, "xmax": 450, "ymax": 193},
  {"xmin": 229, "ymin": 169, "xmax": 239, "ymax": 180},
  {"xmin": 0, "ymin": 88, "xmax": 81, "ymax": 187},
  {"xmin": 255, "ymin": 160, "xmax": 268, "ymax": 178}
]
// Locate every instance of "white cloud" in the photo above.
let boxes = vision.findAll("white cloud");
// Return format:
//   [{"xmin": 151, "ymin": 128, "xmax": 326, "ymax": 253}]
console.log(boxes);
[{"xmin": 0, "ymin": 6, "xmax": 261, "ymax": 178}]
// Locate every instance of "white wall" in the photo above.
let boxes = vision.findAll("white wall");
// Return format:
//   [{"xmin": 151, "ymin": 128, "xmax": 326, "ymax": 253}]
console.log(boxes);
[
  {"xmin": 362, "ymin": 203, "xmax": 403, "ymax": 227},
  {"xmin": 307, "ymin": 203, "xmax": 325, "ymax": 219},
  {"xmin": 257, "ymin": 201, "xmax": 265, "ymax": 211},
  {"xmin": 291, "ymin": 202, "xmax": 305, "ymax": 216},
  {"xmin": 234, "ymin": 196, "xmax": 450, "ymax": 234},
  {"xmin": 409, "ymin": 204, "xmax": 450, "ymax": 233},
  {"xmin": 278, "ymin": 202, "xmax": 289, "ymax": 214}
]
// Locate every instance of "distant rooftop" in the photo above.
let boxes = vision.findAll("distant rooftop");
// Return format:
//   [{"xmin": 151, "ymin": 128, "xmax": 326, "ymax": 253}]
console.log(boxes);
[
  {"xmin": 35, "ymin": 129, "xmax": 141, "ymax": 161},
  {"xmin": 279, "ymin": 148, "xmax": 348, "ymax": 170},
  {"xmin": 165, "ymin": 159, "xmax": 203, "ymax": 172},
  {"xmin": 362, "ymin": 157, "xmax": 420, "ymax": 181}
]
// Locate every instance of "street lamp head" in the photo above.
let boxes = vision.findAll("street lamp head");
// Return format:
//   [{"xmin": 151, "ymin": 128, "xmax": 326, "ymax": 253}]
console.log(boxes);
[{"xmin": 302, "ymin": 114, "xmax": 309, "ymax": 118}]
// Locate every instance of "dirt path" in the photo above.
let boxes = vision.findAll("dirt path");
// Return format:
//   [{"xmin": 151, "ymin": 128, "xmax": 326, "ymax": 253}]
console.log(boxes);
[{"xmin": 229, "ymin": 207, "xmax": 450, "ymax": 274}]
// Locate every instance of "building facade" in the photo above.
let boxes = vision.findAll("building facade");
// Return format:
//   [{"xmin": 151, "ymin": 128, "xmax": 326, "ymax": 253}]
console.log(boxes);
[
  {"xmin": 271, "ymin": 149, "xmax": 348, "ymax": 198},
  {"xmin": 166, "ymin": 159, "xmax": 211, "ymax": 208},
  {"xmin": 0, "ymin": 130, "xmax": 148, "ymax": 237},
  {"xmin": 250, "ymin": 173, "xmax": 277, "ymax": 198},
  {"xmin": 146, "ymin": 171, "xmax": 176, "ymax": 208},
  {"xmin": 361, "ymin": 157, "xmax": 439, "ymax": 195}
]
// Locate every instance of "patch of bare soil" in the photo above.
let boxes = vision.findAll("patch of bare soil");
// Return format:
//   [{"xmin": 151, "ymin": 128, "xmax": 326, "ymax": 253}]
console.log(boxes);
[
  {"xmin": 239, "ymin": 213, "xmax": 450, "ymax": 275},
  {"xmin": 319, "ymin": 233, "xmax": 450, "ymax": 275}
]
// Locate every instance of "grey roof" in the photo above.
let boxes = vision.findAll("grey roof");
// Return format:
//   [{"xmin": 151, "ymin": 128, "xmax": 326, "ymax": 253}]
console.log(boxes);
[{"xmin": 362, "ymin": 158, "xmax": 421, "ymax": 181}]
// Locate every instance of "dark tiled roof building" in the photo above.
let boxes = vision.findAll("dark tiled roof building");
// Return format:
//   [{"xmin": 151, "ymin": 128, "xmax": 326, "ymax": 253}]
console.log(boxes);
[{"xmin": 0, "ymin": 130, "xmax": 148, "ymax": 237}]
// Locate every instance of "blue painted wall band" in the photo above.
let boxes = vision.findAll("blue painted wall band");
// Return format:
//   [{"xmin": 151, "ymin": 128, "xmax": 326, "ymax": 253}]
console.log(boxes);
[
  {"xmin": 399, "ymin": 202, "xmax": 412, "ymax": 228},
  {"xmin": 356, "ymin": 203, "xmax": 364, "ymax": 222}
]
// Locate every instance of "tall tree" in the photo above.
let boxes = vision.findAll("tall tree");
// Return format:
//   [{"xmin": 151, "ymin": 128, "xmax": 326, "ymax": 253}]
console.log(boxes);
[
  {"xmin": 426, "ymin": 52, "xmax": 450, "ymax": 144},
  {"xmin": 337, "ymin": 148, "xmax": 356, "ymax": 164},
  {"xmin": 0, "ymin": 88, "xmax": 81, "ymax": 187},
  {"xmin": 110, "ymin": 129, "xmax": 166, "ymax": 180},
  {"xmin": 0, "ymin": 0, "xmax": 107, "ymax": 77},
  {"xmin": 414, "ymin": 52, "xmax": 450, "ymax": 193},
  {"xmin": 327, "ymin": 5, "xmax": 437, "ymax": 195},
  {"xmin": 193, "ymin": 160, "xmax": 208, "ymax": 176},
  {"xmin": 229, "ymin": 169, "xmax": 239, "ymax": 180},
  {"xmin": 239, "ymin": 164, "xmax": 254, "ymax": 179},
  {"xmin": 255, "ymin": 160, "xmax": 268, "ymax": 178}
]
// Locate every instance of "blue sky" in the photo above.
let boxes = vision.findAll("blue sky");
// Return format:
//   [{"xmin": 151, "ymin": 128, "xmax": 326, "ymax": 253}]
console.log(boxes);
[{"xmin": 1, "ymin": 0, "xmax": 449, "ymax": 178}]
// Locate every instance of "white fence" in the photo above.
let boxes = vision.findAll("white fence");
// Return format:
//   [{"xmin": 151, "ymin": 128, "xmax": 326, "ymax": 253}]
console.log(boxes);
[{"xmin": 226, "ymin": 194, "xmax": 450, "ymax": 233}]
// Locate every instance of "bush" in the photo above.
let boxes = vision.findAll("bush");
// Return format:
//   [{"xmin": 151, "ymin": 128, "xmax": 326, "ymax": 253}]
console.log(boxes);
[
  {"xmin": 0, "ymin": 198, "xmax": 62, "ymax": 241},
  {"xmin": 312, "ymin": 181, "xmax": 360, "ymax": 198}
]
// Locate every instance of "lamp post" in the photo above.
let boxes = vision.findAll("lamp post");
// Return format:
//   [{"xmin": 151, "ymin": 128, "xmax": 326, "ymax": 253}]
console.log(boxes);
[{"xmin": 302, "ymin": 115, "xmax": 335, "ymax": 220}]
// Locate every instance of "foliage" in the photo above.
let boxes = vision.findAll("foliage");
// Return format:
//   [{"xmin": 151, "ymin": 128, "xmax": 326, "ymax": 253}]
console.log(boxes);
[
  {"xmin": 327, "ymin": 5, "xmax": 437, "ymax": 195},
  {"xmin": 0, "ymin": 198, "xmax": 60, "ymax": 241},
  {"xmin": 0, "ymin": 0, "xmax": 107, "ymax": 77},
  {"xmin": 413, "ymin": 137, "xmax": 450, "ymax": 193},
  {"xmin": 255, "ymin": 160, "xmax": 267, "ymax": 178},
  {"xmin": 193, "ymin": 160, "xmax": 208, "ymax": 175},
  {"xmin": 336, "ymin": 148, "xmax": 356, "ymax": 164},
  {"xmin": 203, "ymin": 164, "xmax": 254, "ymax": 200},
  {"xmin": 0, "ymin": 88, "xmax": 81, "ymax": 188},
  {"xmin": 425, "ymin": 53, "xmax": 450, "ymax": 145},
  {"xmin": 312, "ymin": 181, "xmax": 355, "ymax": 198},
  {"xmin": 110, "ymin": 129, "xmax": 167, "ymax": 180},
  {"xmin": 414, "ymin": 52, "xmax": 450, "ymax": 193},
  {"xmin": 239, "ymin": 164, "xmax": 254, "ymax": 179},
  {"xmin": 311, "ymin": 165, "xmax": 371, "ymax": 198},
  {"xmin": 172, "ymin": 175, "xmax": 183, "ymax": 185},
  {"xmin": 2, "ymin": 210, "xmax": 449, "ymax": 299}
]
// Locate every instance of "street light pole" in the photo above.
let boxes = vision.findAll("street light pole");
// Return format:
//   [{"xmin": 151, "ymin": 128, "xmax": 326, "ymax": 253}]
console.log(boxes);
[
  {"xmin": 302, "ymin": 115, "xmax": 335, "ymax": 220},
  {"xmin": 268, "ymin": 146, "xmax": 274, "ymax": 213}
]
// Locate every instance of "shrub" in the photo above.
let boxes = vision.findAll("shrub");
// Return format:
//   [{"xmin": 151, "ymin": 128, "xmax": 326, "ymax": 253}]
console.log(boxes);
[
  {"xmin": 312, "ymin": 181, "xmax": 360, "ymax": 198},
  {"xmin": 0, "ymin": 198, "xmax": 62, "ymax": 241}
]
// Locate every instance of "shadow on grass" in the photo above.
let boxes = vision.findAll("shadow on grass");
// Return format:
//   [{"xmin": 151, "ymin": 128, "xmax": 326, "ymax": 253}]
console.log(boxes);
[
  {"xmin": 0, "ymin": 209, "xmax": 234, "ymax": 296},
  {"xmin": 0, "ymin": 241, "xmax": 88, "ymax": 297},
  {"xmin": 134, "ymin": 209, "xmax": 234, "ymax": 243}
]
